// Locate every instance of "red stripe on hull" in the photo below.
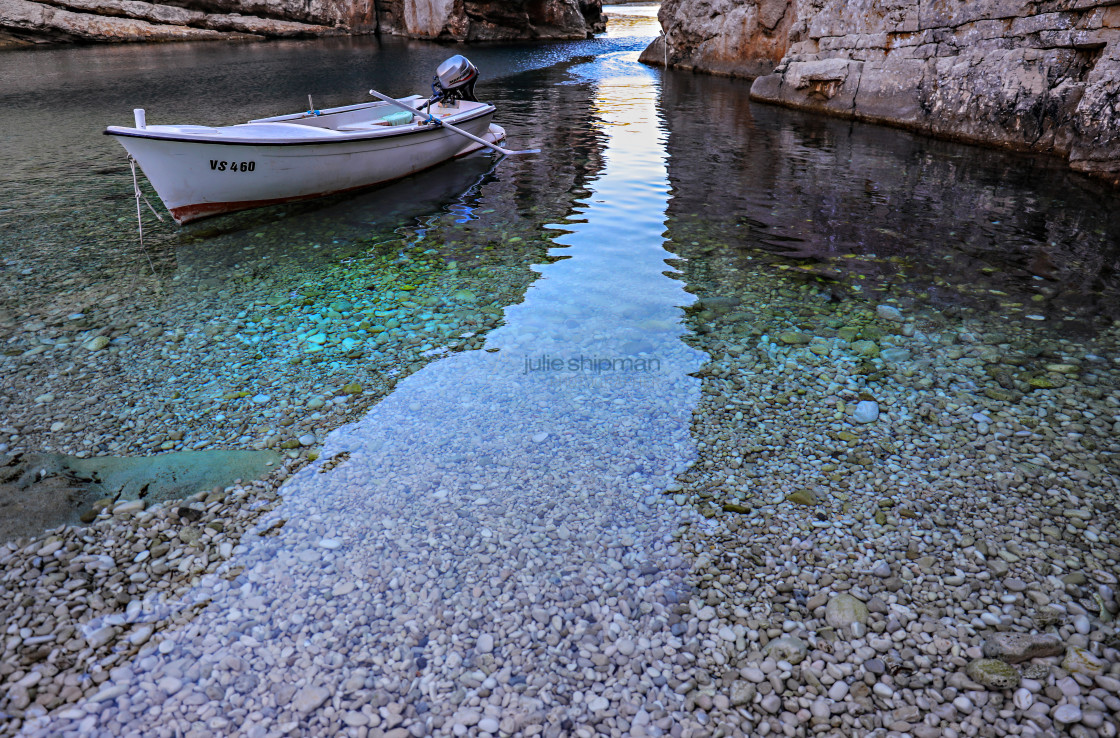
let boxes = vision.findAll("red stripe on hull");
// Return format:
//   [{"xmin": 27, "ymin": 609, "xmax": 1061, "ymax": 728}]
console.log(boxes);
[{"xmin": 169, "ymin": 183, "xmax": 374, "ymax": 224}]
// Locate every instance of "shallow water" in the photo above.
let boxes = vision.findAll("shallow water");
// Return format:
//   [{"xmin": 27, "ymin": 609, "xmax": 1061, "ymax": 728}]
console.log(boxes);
[{"xmin": 2, "ymin": 4, "xmax": 1120, "ymax": 736}]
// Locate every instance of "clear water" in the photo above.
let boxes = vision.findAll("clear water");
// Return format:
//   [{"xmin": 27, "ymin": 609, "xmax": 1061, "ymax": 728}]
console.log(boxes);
[{"xmin": 2, "ymin": 4, "xmax": 1120, "ymax": 735}]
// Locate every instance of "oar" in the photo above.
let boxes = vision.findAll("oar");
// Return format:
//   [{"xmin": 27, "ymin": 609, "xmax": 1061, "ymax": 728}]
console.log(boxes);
[{"xmin": 368, "ymin": 88, "xmax": 539, "ymax": 156}]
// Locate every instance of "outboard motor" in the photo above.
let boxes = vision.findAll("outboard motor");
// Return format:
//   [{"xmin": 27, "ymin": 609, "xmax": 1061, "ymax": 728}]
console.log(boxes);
[{"xmin": 429, "ymin": 55, "xmax": 480, "ymax": 106}]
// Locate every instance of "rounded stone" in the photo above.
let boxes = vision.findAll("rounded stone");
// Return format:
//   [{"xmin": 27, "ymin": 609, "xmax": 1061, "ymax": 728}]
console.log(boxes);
[
  {"xmin": 853, "ymin": 400, "xmax": 879, "ymax": 424},
  {"xmin": 825, "ymin": 593, "xmax": 870, "ymax": 631},
  {"xmin": 966, "ymin": 659, "xmax": 1021, "ymax": 690},
  {"xmin": 762, "ymin": 635, "xmax": 808, "ymax": 665},
  {"xmin": 1062, "ymin": 646, "xmax": 1105, "ymax": 676},
  {"xmin": 1052, "ymin": 704, "xmax": 1082, "ymax": 724}
]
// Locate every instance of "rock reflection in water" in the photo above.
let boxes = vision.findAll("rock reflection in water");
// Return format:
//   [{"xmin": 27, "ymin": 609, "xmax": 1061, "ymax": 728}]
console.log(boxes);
[{"xmin": 659, "ymin": 72, "xmax": 1120, "ymax": 330}]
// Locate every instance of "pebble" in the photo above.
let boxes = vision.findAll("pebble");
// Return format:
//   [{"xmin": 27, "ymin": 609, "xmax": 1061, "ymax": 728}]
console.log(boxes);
[
  {"xmin": 292, "ymin": 686, "xmax": 330, "ymax": 714},
  {"xmin": 853, "ymin": 400, "xmax": 879, "ymax": 424},
  {"xmin": 825, "ymin": 593, "xmax": 869, "ymax": 631},
  {"xmin": 873, "ymin": 683, "xmax": 894, "ymax": 699},
  {"xmin": 1052, "ymin": 704, "xmax": 1082, "ymax": 724},
  {"xmin": 870, "ymin": 560, "xmax": 892, "ymax": 578},
  {"xmin": 1063, "ymin": 645, "xmax": 1106, "ymax": 676},
  {"xmin": 876, "ymin": 305, "xmax": 903, "ymax": 322}
]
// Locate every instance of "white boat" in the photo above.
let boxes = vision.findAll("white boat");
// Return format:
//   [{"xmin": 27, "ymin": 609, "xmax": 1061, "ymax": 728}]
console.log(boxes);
[{"xmin": 105, "ymin": 56, "xmax": 509, "ymax": 224}]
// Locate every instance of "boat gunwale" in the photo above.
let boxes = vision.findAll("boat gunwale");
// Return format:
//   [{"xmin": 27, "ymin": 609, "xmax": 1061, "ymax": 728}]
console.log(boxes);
[{"xmin": 102, "ymin": 104, "xmax": 495, "ymax": 148}]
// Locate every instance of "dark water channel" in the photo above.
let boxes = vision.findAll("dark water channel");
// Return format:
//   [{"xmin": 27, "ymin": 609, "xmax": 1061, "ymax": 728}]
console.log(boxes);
[{"xmin": 1, "ymin": 5, "xmax": 1120, "ymax": 737}]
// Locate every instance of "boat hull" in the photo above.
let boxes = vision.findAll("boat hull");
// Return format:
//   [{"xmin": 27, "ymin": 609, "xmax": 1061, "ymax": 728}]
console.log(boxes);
[{"xmin": 110, "ymin": 112, "xmax": 498, "ymax": 224}]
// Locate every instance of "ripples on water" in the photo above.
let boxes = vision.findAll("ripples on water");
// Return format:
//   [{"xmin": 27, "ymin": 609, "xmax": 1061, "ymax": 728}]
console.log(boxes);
[{"xmin": 1, "ymin": 4, "xmax": 1120, "ymax": 735}]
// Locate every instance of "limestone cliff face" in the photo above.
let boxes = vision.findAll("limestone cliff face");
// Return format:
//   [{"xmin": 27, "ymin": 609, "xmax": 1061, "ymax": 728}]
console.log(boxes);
[
  {"xmin": 0, "ymin": 0, "xmax": 603, "ymax": 45},
  {"xmin": 643, "ymin": 0, "xmax": 1120, "ymax": 186},
  {"xmin": 394, "ymin": 0, "xmax": 603, "ymax": 40},
  {"xmin": 638, "ymin": 0, "xmax": 795, "ymax": 78}
]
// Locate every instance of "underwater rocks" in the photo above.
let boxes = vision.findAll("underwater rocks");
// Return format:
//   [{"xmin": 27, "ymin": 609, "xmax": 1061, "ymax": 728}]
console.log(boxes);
[
  {"xmin": 657, "ymin": 255, "xmax": 1120, "ymax": 736},
  {"xmin": 0, "ymin": 449, "xmax": 278, "ymax": 543}
]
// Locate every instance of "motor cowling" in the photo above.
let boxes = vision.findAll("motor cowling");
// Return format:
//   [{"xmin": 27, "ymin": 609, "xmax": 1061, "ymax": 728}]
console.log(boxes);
[{"xmin": 431, "ymin": 55, "xmax": 479, "ymax": 105}]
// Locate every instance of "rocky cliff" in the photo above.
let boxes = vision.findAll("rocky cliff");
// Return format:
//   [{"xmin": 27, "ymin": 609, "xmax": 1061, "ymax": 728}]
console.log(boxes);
[
  {"xmin": 0, "ymin": 0, "xmax": 603, "ymax": 45},
  {"xmin": 391, "ymin": 0, "xmax": 603, "ymax": 40},
  {"xmin": 639, "ymin": 0, "xmax": 795, "ymax": 78},
  {"xmin": 643, "ymin": 0, "xmax": 1120, "ymax": 186}
]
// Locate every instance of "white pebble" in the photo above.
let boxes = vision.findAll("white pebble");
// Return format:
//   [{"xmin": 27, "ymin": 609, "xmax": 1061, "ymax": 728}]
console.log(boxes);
[{"xmin": 1053, "ymin": 704, "xmax": 1082, "ymax": 724}]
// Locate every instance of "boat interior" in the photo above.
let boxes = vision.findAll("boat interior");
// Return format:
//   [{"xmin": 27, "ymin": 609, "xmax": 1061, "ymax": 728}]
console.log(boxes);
[
  {"xmin": 250, "ymin": 96, "xmax": 491, "ymax": 133},
  {"xmin": 110, "ymin": 96, "xmax": 494, "ymax": 141}
]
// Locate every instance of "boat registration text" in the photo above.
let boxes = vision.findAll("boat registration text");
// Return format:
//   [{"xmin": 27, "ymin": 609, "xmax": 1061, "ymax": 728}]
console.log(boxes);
[{"xmin": 210, "ymin": 160, "xmax": 256, "ymax": 172}]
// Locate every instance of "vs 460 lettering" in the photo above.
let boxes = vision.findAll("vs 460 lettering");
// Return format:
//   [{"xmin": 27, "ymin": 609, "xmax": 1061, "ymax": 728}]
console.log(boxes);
[{"xmin": 210, "ymin": 160, "xmax": 256, "ymax": 172}]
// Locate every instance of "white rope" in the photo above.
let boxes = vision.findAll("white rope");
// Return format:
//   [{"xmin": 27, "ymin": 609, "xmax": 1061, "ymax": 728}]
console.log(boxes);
[
  {"xmin": 129, "ymin": 156, "xmax": 163, "ymax": 221},
  {"xmin": 129, "ymin": 155, "xmax": 160, "ymax": 276}
]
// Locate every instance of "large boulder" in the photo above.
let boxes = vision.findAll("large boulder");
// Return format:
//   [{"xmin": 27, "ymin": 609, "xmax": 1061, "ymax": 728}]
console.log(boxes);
[
  {"xmin": 640, "ymin": 0, "xmax": 1120, "ymax": 187},
  {"xmin": 639, "ymin": 0, "xmax": 796, "ymax": 77}
]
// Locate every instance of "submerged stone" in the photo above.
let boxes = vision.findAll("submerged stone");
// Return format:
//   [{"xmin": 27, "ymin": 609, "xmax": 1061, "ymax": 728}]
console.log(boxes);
[
  {"xmin": 785, "ymin": 489, "xmax": 818, "ymax": 506},
  {"xmin": 779, "ymin": 331, "xmax": 810, "ymax": 345},
  {"xmin": 981, "ymin": 632, "xmax": 1063, "ymax": 663},
  {"xmin": 853, "ymin": 401, "xmax": 879, "ymax": 424},
  {"xmin": 851, "ymin": 340, "xmax": 879, "ymax": 358},
  {"xmin": 1062, "ymin": 646, "xmax": 1105, "ymax": 676},
  {"xmin": 825, "ymin": 594, "xmax": 869, "ymax": 630},
  {"xmin": 876, "ymin": 305, "xmax": 904, "ymax": 322},
  {"xmin": 966, "ymin": 659, "xmax": 1021, "ymax": 689},
  {"xmin": 762, "ymin": 635, "xmax": 807, "ymax": 665}
]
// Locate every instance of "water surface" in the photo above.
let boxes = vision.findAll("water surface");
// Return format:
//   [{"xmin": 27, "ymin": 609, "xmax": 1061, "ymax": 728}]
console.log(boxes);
[{"xmin": 2, "ymin": 5, "xmax": 1120, "ymax": 735}]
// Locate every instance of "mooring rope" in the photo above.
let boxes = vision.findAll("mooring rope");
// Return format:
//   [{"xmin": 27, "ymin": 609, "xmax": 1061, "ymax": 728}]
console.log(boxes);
[{"xmin": 129, "ymin": 155, "xmax": 161, "ymax": 276}]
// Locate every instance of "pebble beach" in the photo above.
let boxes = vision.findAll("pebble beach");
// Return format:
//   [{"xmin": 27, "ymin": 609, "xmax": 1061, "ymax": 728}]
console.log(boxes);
[{"xmin": 2, "ymin": 9, "xmax": 1120, "ymax": 738}]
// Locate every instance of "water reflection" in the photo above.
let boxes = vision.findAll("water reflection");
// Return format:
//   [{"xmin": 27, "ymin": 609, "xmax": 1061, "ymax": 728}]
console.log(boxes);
[
  {"xmin": 659, "ymin": 73, "xmax": 1120, "ymax": 331},
  {"xmin": 24, "ymin": 47, "xmax": 707, "ymax": 736}
]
